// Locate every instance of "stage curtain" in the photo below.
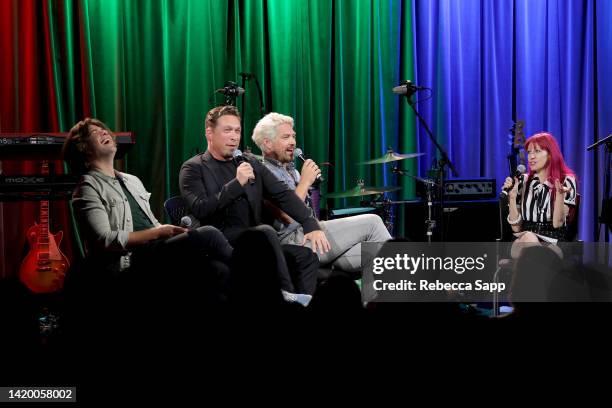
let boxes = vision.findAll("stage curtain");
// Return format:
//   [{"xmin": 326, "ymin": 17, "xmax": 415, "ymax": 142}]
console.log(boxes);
[{"xmin": 1, "ymin": 0, "xmax": 610, "ymax": 280}]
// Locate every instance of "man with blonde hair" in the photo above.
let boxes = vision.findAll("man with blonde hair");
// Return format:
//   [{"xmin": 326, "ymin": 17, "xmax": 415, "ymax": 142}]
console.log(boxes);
[{"xmin": 252, "ymin": 112, "xmax": 391, "ymax": 274}]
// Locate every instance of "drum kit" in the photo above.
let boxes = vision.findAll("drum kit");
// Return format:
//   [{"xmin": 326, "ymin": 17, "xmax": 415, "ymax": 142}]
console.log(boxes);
[{"xmin": 324, "ymin": 148, "xmax": 430, "ymax": 235}]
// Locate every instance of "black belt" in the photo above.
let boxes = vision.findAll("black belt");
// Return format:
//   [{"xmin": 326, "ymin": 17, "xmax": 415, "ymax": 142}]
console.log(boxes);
[{"xmin": 521, "ymin": 220, "xmax": 567, "ymax": 241}]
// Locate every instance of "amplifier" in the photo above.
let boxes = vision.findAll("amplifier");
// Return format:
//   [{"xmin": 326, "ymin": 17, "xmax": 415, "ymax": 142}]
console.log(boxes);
[{"xmin": 443, "ymin": 178, "xmax": 496, "ymax": 200}]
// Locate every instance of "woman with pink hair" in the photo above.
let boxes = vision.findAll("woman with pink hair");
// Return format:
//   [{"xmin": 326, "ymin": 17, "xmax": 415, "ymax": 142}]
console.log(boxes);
[{"xmin": 502, "ymin": 132, "xmax": 577, "ymax": 254}]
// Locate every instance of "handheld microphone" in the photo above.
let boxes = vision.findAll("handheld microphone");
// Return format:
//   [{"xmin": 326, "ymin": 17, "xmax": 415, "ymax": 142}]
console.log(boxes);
[
  {"xmin": 501, "ymin": 164, "xmax": 527, "ymax": 196},
  {"xmin": 294, "ymin": 148, "xmax": 307, "ymax": 162},
  {"xmin": 294, "ymin": 148, "xmax": 323, "ymax": 182},
  {"xmin": 233, "ymin": 148, "xmax": 246, "ymax": 163},
  {"xmin": 392, "ymin": 80, "xmax": 427, "ymax": 95},
  {"xmin": 233, "ymin": 149, "xmax": 255, "ymax": 185},
  {"xmin": 179, "ymin": 216, "xmax": 192, "ymax": 228}
]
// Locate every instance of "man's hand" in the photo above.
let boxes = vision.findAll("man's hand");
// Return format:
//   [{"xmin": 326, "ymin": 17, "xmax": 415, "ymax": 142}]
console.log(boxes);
[
  {"xmin": 236, "ymin": 162, "xmax": 255, "ymax": 186},
  {"xmin": 299, "ymin": 159, "xmax": 321, "ymax": 187},
  {"xmin": 302, "ymin": 230, "xmax": 331, "ymax": 255},
  {"xmin": 155, "ymin": 224, "xmax": 187, "ymax": 239}
]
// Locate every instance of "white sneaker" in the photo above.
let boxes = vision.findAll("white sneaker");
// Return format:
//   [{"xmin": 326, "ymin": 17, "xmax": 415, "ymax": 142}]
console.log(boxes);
[{"xmin": 281, "ymin": 290, "xmax": 313, "ymax": 307}]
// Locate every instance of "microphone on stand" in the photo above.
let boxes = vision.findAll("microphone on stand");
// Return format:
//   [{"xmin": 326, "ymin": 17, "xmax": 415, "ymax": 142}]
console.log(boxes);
[
  {"xmin": 216, "ymin": 82, "xmax": 245, "ymax": 97},
  {"xmin": 392, "ymin": 80, "xmax": 427, "ymax": 95},
  {"xmin": 233, "ymin": 149, "xmax": 255, "ymax": 185},
  {"xmin": 501, "ymin": 164, "xmax": 527, "ymax": 197}
]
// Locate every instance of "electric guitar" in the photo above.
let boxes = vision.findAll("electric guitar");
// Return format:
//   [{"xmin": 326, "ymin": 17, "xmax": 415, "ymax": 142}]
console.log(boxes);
[{"xmin": 18, "ymin": 161, "xmax": 69, "ymax": 293}]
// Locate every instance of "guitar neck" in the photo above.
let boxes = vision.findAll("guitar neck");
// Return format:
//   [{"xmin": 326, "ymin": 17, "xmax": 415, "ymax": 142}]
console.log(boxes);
[
  {"xmin": 38, "ymin": 200, "xmax": 50, "ymax": 247},
  {"xmin": 37, "ymin": 161, "xmax": 51, "ymax": 255}
]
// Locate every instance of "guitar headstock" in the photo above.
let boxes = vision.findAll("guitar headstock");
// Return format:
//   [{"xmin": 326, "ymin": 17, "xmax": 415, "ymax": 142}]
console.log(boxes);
[
  {"xmin": 511, "ymin": 120, "xmax": 526, "ymax": 165},
  {"xmin": 512, "ymin": 120, "xmax": 525, "ymax": 148}
]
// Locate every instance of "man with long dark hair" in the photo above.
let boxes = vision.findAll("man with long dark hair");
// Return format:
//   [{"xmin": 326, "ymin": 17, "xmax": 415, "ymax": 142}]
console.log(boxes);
[{"xmin": 63, "ymin": 118, "xmax": 232, "ymax": 303}]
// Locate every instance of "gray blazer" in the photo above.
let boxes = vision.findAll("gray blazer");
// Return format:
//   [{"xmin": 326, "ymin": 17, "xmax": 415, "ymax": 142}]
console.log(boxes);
[{"xmin": 72, "ymin": 169, "xmax": 160, "ymax": 254}]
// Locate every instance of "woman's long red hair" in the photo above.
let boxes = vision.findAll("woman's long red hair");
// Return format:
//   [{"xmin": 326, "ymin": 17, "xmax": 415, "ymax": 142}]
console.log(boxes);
[{"xmin": 525, "ymin": 132, "xmax": 576, "ymax": 207}]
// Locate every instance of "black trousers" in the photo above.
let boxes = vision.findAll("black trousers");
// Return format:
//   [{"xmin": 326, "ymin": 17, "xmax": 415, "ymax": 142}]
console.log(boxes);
[
  {"xmin": 135, "ymin": 225, "xmax": 233, "ymax": 265},
  {"xmin": 230, "ymin": 225, "xmax": 319, "ymax": 295},
  {"xmin": 282, "ymin": 244, "xmax": 319, "ymax": 294}
]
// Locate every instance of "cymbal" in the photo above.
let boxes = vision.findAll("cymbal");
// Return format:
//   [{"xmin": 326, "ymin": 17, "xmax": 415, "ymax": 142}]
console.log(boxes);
[
  {"xmin": 327, "ymin": 185, "xmax": 401, "ymax": 198},
  {"xmin": 358, "ymin": 150, "xmax": 424, "ymax": 165}
]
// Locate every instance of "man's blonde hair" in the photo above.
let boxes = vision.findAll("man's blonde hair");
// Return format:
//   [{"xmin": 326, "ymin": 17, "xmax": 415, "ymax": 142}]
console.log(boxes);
[{"xmin": 251, "ymin": 112, "xmax": 294, "ymax": 153}]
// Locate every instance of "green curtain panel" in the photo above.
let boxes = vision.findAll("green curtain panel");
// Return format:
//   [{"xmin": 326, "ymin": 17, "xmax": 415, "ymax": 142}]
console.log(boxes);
[{"xmin": 82, "ymin": 0, "xmax": 231, "ymax": 206}]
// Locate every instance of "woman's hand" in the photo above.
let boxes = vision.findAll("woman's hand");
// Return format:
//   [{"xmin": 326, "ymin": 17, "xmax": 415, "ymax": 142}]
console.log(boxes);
[
  {"xmin": 554, "ymin": 179, "xmax": 570, "ymax": 196},
  {"xmin": 502, "ymin": 177, "xmax": 519, "ymax": 200},
  {"xmin": 552, "ymin": 179, "xmax": 571, "ymax": 229}
]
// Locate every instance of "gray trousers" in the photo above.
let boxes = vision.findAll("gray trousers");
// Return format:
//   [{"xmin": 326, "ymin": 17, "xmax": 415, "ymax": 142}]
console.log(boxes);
[{"xmin": 281, "ymin": 214, "xmax": 392, "ymax": 272}]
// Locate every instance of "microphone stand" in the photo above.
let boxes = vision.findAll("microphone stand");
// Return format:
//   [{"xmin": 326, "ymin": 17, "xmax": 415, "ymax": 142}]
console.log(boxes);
[
  {"xmin": 588, "ymin": 133, "xmax": 612, "ymax": 240},
  {"xmin": 402, "ymin": 90, "xmax": 459, "ymax": 241},
  {"xmin": 237, "ymin": 73, "xmax": 267, "ymax": 152},
  {"xmin": 392, "ymin": 167, "xmax": 438, "ymax": 242},
  {"xmin": 253, "ymin": 75, "xmax": 266, "ymax": 118},
  {"xmin": 239, "ymin": 73, "xmax": 249, "ymax": 146}
]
